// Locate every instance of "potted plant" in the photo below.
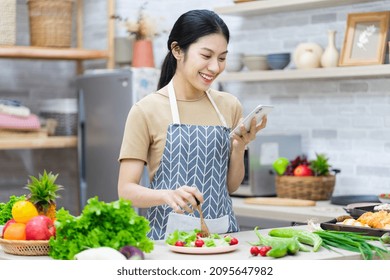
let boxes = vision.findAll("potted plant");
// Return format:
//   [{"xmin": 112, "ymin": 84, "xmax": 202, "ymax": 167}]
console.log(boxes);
[{"xmin": 272, "ymin": 153, "xmax": 339, "ymax": 201}]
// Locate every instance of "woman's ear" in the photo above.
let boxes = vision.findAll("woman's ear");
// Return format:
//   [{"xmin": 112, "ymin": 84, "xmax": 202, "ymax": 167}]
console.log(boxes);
[{"xmin": 171, "ymin": 42, "xmax": 183, "ymax": 60}]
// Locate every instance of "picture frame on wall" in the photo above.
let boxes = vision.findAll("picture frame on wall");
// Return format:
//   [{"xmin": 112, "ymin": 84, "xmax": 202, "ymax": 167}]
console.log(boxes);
[{"xmin": 339, "ymin": 11, "xmax": 390, "ymax": 66}]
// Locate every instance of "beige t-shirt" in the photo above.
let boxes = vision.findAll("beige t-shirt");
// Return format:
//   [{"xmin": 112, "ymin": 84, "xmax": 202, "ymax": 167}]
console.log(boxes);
[{"xmin": 119, "ymin": 88, "xmax": 243, "ymax": 182}]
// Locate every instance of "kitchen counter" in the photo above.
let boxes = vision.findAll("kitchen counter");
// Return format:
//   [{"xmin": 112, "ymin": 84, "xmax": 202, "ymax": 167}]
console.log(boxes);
[
  {"xmin": 1, "ymin": 225, "xmax": 388, "ymax": 260},
  {"xmin": 146, "ymin": 226, "xmax": 379, "ymax": 260},
  {"xmin": 231, "ymin": 197, "xmax": 347, "ymax": 224}
]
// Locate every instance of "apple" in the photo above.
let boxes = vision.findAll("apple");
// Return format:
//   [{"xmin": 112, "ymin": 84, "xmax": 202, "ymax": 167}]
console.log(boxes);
[
  {"xmin": 25, "ymin": 215, "xmax": 56, "ymax": 240},
  {"xmin": 2, "ymin": 219, "xmax": 16, "ymax": 237},
  {"xmin": 294, "ymin": 165, "xmax": 313, "ymax": 176}
]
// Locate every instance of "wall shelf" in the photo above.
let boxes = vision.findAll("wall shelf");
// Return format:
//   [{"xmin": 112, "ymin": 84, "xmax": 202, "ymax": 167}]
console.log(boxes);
[
  {"xmin": 0, "ymin": 136, "xmax": 77, "ymax": 150},
  {"xmin": 217, "ymin": 65, "xmax": 390, "ymax": 82},
  {"xmin": 214, "ymin": 0, "xmax": 375, "ymax": 16},
  {"xmin": 0, "ymin": 0, "xmax": 115, "ymax": 151},
  {"xmin": 0, "ymin": 46, "xmax": 108, "ymax": 61}
]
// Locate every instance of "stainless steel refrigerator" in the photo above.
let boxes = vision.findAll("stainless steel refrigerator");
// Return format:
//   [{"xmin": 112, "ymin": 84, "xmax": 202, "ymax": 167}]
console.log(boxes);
[{"xmin": 76, "ymin": 68, "xmax": 160, "ymax": 208}]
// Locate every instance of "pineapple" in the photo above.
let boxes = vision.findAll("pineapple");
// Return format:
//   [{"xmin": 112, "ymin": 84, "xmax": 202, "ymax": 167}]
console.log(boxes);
[
  {"xmin": 25, "ymin": 170, "xmax": 63, "ymax": 220},
  {"xmin": 310, "ymin": 153, "xmax": 332, "ymax": 176}
]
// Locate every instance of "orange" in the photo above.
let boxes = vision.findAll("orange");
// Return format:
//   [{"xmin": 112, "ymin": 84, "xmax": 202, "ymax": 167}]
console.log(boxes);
[
  {"xmin": 12, "ymin": 200, "xmax": 39, "ymax": 223},
  {"xmin": 3, "ymin": 223, "xmax": 26, "ymax": 240}
]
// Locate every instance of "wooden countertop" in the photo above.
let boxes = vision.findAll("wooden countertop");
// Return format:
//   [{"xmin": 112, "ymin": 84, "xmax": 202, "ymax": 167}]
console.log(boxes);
[{"xmin": 231, "ymin": 197, "xmax": 347, "ymax": 223}]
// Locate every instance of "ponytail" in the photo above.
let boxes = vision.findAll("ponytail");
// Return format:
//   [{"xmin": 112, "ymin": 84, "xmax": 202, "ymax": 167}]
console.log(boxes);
[{"xmin": 158, "ymin": 52, "xmax": 176, "ymax": 90}]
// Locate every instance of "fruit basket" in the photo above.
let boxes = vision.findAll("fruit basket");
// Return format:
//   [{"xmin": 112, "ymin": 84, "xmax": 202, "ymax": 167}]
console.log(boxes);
[
  {"xmin": 275, "ymin": 175, "xmax": 336, "ymax": 201},
  {"xmin": 273, "ymin": 154, "xmax": 338, "ymax": 201},
  {"xmin": 0, "ymin": 238, "xmax": 50, "ymax": 256}
]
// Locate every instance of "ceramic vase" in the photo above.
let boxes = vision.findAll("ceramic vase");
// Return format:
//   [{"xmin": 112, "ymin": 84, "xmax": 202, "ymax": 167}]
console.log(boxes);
[
  {"xmin": 132, "ymin": 39, "xmax": 155, "ymax": 68},
  {"xmin": 321, "ymin": 30, "xmax": 339, "ymax": 68},
  {"xmin": 114, "ymin": 37, "xmax": 134, "ymax": 67},
  {"xmin": 293, "ymin": 42, "xmax": 323, "ymax": 69},
  {"xmin": 297, "ymin": 49, "xmax": 321, "ymax": 69}
]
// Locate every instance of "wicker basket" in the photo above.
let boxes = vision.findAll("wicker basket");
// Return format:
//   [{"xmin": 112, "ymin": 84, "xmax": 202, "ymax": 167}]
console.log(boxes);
[
  {"xmin": 0, "ymin": 0, "xmax": 16, "ymax": 45},
  {"xmin": 0, "ymin": 238, "xmax": 50, "ymax": 256},
  {"xmin": 275, "ymin": 175, "xmax": 336, "ymax": 201},
  {"xmin": 27, "ymin": 0, "xmax": 74, "ymax": 47}
]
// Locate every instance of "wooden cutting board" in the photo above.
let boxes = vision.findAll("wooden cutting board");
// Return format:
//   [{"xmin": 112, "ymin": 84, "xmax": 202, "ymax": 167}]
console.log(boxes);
[{"xmin": 244, "ymin": 197, "xmax": 316, "ymax": 207}]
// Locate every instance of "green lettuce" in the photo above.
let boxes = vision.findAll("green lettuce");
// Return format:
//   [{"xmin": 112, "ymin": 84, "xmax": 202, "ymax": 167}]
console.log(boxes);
[
  {"xmin": 165, "ymin": 230, "xmax": 229, "ymax": 248},
  {"xmin": 165, "ymin": 229, "xmax": 200, "ymax": 246},
  {"xmin": 0, "ymin": 195, "xmax": 26, "ymax": 225},
  {"xmin": 48, "ymin": 197, "xmax": 154, "ymax": 260}
]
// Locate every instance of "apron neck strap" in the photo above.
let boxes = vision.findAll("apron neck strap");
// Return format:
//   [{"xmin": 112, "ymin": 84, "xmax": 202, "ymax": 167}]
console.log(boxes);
[
  {"xmin": 168, "ymin": 80, "xmax": 180, "ymax": 124},
  {"xmin": 168, "ymin": 79, "xmax": 228, "ymax": 127},
  {"xmin": 205, "ymin": 90, "xmax": 228, "ymax": 127}
]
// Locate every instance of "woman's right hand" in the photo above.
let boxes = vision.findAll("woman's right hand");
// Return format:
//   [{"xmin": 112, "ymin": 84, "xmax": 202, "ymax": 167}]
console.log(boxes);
[{"xmin": 164, "ymin": 186, "xmax": 204, "ymax": 214}]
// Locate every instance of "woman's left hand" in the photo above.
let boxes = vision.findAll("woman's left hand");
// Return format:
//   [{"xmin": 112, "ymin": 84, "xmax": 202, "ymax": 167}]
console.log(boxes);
[{"xmin": 231, "ymin": 116, "xmax": 268, "ymax": 150}]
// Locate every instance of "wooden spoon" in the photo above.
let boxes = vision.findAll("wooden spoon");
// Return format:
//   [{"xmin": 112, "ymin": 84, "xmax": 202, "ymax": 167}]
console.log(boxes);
[{"xmin": 195, "ymin": 198, "xmax": 210, "ymax": 238}]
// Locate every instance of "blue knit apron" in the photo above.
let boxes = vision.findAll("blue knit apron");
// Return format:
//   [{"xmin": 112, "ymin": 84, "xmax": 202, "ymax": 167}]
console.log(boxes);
[{"xmin": 146, "ymin": 80, "xmax": 239, "ymax": 240}]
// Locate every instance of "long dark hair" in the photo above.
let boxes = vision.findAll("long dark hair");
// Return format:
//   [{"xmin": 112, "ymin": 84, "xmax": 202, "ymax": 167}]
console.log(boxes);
[{"xmin": 157, "ymin": 9, "xmax": 230, "ymax": 90}]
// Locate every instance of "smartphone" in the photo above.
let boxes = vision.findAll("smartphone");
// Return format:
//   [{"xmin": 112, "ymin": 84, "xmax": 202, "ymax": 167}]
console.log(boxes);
[{"xmin": 230, "ymin": 105, "xmax": 273, "ymax": 137}]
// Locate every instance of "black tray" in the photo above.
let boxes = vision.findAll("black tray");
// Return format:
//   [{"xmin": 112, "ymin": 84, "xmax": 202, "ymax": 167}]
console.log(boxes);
[
  {"xmin": 320, "ymin": 215, "xmax": 390, "ymax": 237},
  {"xmin": 331, "ymin": 195, "xmax": 380, "ymax": 206},
  {"xmin": 344, "ymin": 203, "xmax": 381, "ymax": 218}
]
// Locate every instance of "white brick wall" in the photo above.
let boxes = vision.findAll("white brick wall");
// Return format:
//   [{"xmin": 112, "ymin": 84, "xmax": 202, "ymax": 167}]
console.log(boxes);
[
  {"xmin": 1, "ymin": 0, "xmax": 389, "ymax": 206},
  {"xmin": 117, "ymin": 0, "xmax": 390, "ymax": 195}
]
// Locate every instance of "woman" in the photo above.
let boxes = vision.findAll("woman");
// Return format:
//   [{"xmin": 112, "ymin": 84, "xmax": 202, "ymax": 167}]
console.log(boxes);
[{"xmin": 118, "ymin": 9, "xmax": 267, "ymax": 240}]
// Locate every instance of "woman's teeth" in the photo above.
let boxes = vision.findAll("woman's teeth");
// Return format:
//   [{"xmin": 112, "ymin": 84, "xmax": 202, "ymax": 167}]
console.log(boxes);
[{"xmin": 200, "ymin": 73, "xmax": 213, "ymax": 81}]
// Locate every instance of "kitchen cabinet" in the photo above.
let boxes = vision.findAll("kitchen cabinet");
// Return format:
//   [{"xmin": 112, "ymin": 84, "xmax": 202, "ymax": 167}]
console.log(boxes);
[
  {"xmin": 0, "ymin": 0, "xmax": 115, "ymax": 150},
  {"xmin": 214, "ymin": 0, "xmax": 389, "ymax": 82}
]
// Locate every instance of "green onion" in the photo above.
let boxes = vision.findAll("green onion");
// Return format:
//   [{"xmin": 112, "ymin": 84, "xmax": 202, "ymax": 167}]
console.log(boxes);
[{"xmin": 314, "ymin": 230, "xmax": 390, "ymax": 260}]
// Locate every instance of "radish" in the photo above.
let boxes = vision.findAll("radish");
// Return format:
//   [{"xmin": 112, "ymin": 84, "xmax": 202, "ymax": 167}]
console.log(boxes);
[
  {"xmin": 250, "ymin": 246, "xmax": 259, "ymax": 256},
  {"xmin": 74, "ymin": 247, "xmax": 126, "ymax": 260},
  {"xmin": 229, "ymin": 237, "xmax": 239, "ymax": 245},
  {"xmin": 195, "ymin": 239, "xmax": 204, "ymax": 247}
]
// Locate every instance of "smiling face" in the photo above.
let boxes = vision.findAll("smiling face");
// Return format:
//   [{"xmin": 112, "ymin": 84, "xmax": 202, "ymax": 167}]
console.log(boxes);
[{"xmin": 174, "ymin": 33, "xmax": 228, "ymax": 97}]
